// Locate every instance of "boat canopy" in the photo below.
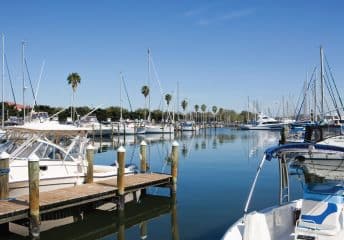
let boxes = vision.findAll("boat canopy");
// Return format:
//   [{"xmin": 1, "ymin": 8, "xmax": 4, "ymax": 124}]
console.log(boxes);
[
  {"xmin": 265, "ymin": 143, "xmax": 344, "ymax": 161},
  {"xmin": 6, "ymin": 122, "xmax": 89, "ymax": 136}
]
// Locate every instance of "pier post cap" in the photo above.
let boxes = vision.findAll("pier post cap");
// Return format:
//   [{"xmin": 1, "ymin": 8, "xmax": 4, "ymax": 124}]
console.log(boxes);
[
  {"xmin": 28, "ymin": 154, "xmax": 40, "ymax": 162},
  {"xmin": 140, "ymin": 140, "xmax": 147, "ymax": 146},
  {"xmin": 172, "ymin": 141, "xmax": 179, "ymax": 147},
  {"xmin": 0, "ymin": 151, "xmax": 9, "ymax": 160},
  {"xmin": 118, "ymin": 146, "xmax": 126, "ymax": 153},
  {"xmin": 86, "ymin": 144, "xmax": 95, "ymax": 150}
]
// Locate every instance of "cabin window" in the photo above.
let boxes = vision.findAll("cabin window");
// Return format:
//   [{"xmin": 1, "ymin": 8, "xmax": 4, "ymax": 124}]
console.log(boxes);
[
  {"xmin": 69, "ymin": 141, "xmax": 81, "ymax": 159},
  {"xmin": 17, "ymin": 142, "xmax": 41, "ymax": 159},
  {"xmin": 35, "ymin": 143, "xmax": 70, "ymax": 161}
]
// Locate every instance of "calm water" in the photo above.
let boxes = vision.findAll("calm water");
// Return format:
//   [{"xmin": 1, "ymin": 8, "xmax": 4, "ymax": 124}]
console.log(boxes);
[{"xmin": 7, "ymin": 128, "xmax": 304, "ymax": 240}]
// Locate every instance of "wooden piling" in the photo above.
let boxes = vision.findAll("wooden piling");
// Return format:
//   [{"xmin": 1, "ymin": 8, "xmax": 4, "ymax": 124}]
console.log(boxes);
[
  {"xmin": 280, "ymin": 125, "xmax": 289, "ymax": 145},
  {"xmin": 140, "ymin": 141, "xmax": 147, "ymax": 173},
  {"xmin": 117, "ymin": 208, "xmax": 126, "ymax": 240},
  {"xmin": 171, "ymin": 141, "xmax": 179, "ymax": 194},
  {"xmin": 111, "ymin": 123, "xmax": 114, "ymax": 142},
  {"xmin": 0, "ymin": 152, "xmax": 9, "ymax": 200},
  {"xmin": 117, "ymin": 146, "xmax": 126, "ymax": 210},
  {"xmin": 28, "ymin": 155, "xmax": 40, "ymax": 238},
  {"xmin": 0, "ymin": 152, "xmax": 10, "ymax": 234},
  {"xmin": 171, "ymin": 191, "xmax": 179, "ymax": 240},
  {"xmin": 85, "ymin": 144, "xmax": 95, "ymax": 183}
]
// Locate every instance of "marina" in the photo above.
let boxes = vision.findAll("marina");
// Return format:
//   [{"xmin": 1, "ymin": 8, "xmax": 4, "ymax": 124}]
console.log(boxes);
[{"xmin": 1, "ymin": 2, "xmax": 344, "ymax": 240}]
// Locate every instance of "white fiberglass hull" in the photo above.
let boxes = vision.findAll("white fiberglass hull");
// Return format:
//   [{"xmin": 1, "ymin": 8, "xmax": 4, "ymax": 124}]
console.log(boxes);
[
  {"xmin": 114, "ymin": 126, "xmax": 146, "ymax": 135},
  {"xmin": 181, "ymin": 126, "xmax": 199, "ymax": 131},
  {"xmin": 243, "ymin": 123, "xmax": 286, "ymax": 130},
  {"xmin": 223, "ymin": 199, "xmax": 344, "ymax": 240},
  {"xmin": 145, "ymin": 124, "xmax": 174, "ymax": 134}
]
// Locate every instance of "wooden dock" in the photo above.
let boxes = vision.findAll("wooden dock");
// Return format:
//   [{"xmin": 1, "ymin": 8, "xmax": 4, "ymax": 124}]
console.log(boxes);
[
  {"xmin": 0, "ymin": 140, "xmax": 180, "ymax": 238},
  {"xmin": 0, "ymin": 173, "xmax": 172, "ymax": 225}
]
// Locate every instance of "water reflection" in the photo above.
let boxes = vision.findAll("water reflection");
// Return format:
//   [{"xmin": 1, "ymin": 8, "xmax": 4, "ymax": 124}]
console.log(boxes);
[
  {"xmin": 292, "ymin": 159, "xmax": 344, "ymax": 181},
  {"xmin": 242, "ymin": 130, "xmax": 280, "ymax": 161},
  {"xmin": 93, "ymin": 129, "xmax": 240, "ymax": 160},
  {"xmin": 8, "ymin": 195, "xmax": 179, "ymax": 240}
]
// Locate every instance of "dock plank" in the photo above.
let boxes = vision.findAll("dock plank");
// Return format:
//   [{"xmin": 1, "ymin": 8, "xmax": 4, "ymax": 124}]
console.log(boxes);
[{"xmin": 0, "ymin": 173, "xmax": 171, "ymax": 225}]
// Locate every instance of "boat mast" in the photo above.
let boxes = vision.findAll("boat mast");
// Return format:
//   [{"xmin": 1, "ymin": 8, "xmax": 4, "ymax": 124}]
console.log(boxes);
[
  {"xmin": 247, "ymin": 96, "xmax": 250, "ymax": 123},
  {"xmin": 1, "ymin": 34, "xmax": 4, "ymax": 129},
  {"xmin": 320, "ymin": 46, "xmax": 324, "ymax": 119},
  {"xmin": 147, "ymin": 48, "xmax": 151, "ymax": 122},
  {"xmin": 119, "ymin": 72, "xmax": 123, "ymax": 121},
  {"xmin": 21, "ymin": 41, "xmax": 26, "ymax": 123},
  {"xmin": 177, "ymin": 81, "xmax": 180, "ymax": 121},
  {"xmin": 314, "ymin": 69, "xmax": 317, "ymax": 122}
]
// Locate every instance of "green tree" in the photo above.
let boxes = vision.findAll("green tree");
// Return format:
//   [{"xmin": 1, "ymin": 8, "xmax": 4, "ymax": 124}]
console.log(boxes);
[
  {"xmin": 194, "ymin": 104, "xmax": 199, "ymax": 123},
  {"xmin": 165, "ymin": 93, "xmax": 172, "ymax": 121},
  {"xmin": 218, "ymin": 108, "xmax": 224, "ymax": 121},
  {"xmin": 201, "ymin": 104, "xmax": 206, "ymax": 123},
  {"xmin": 181, "ymin": 99, "xmax": 188, "ymax": 120},
  {"xmin": 212, "ymin": 106, "xmax": 218, "ymax": 121},
  {"xmin": 67, "ymin": 72, "xmax": 81, "ymax": 121},
  {"xmin": 141, "ymin": 85, "xmax": 150, "ymax": 120}
]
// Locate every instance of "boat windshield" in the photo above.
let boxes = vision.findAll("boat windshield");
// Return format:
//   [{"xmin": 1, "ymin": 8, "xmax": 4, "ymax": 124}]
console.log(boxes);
[{"xmin": 16, "ymin": 140, "xmax": 72, "ymax": 161}]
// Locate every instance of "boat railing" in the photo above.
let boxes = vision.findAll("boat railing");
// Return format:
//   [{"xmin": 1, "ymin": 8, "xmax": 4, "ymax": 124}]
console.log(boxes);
[{"xmin": 243, "ymin": 154, "xmax": 267, "ymax": 215}]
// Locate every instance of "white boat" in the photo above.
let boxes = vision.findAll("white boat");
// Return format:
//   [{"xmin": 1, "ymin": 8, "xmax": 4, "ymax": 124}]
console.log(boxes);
[
  {"xmin": 4, "ymin": 121, "xmax": 137, "ymax": 197},
  {"xmin": 78, "ymin": 115, "xmax": 113, "ymax": 136},
  {"xmin": 222, "ymin": 145, "xmax": 344, "ymax": 240},
  {"xmin": 179, "ymin": 121, "xmax": 199, "ymax": 131},
  {"xmin": 145, "ymin": 122, "xmax": 174, "ymax": 134},
  {"xmin": 241, "ymin": 113, "xmax": 287, "ymax": 130},
  {"xmin": 113, "ymin": 121, "xmax": 146, "ymax": 135}
]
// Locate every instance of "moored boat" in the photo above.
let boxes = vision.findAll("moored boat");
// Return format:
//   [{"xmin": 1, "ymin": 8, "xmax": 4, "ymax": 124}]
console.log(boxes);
[
  {"xmin": 4, "ymin": 121, "xmax": 137, "ymax": 197},
  {"xmin": 222, "ymin": 140, "xmax": 344, "ymax": 240}
]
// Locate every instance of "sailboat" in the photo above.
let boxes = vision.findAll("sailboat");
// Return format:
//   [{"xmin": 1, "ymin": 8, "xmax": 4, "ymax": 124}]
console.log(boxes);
[
  {"xmin": 113, "ymin": 73, "xmax": 146, "ymax": 135},
  {"xmin": 222, "ymin": 46, "xmax": 344, "ymax": 240},
  {"xmin": 143, "ymin": 49, "xmax": 174, "ymax": 134}
]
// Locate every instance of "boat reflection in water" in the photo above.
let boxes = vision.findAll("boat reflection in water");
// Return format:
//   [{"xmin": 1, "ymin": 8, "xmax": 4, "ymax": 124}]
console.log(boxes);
[{"xmin": 8, "ymin": 194, "xmax": 179, "ymax": 240}]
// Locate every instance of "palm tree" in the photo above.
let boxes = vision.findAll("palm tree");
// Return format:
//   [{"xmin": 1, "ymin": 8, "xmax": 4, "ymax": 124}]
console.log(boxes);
[
  {"xmin": 194, "ymin": 104, "xmax": 199, "ymax": 123},
  {"xmin": 219, "ymin": 108, "xmax": 224, "ymax": 122},
  {"xmin": 181, "ymin": 99, "xmax": 188, "ymax": 120},
  {"xmin": 165, "ymin": 93, "xmax": 172, "ymax": 121},
  {"xmin": 67, "ymin": 72, "xmax": 81, "ymax": 121},
  {"xmin": 201, "ymin": 104, "xmax": 206, "ymax": 123},
  {"xmin": 212, "ymin": 106, "xmax": 218, "ymax": 122},
  {"xmin": 141, "ymin": 85, "xmax": 150, "ymax": 120}
]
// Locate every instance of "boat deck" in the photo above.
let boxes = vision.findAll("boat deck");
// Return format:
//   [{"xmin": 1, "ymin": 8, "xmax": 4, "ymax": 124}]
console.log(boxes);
[{"xmin": 0, "ymin": 173, "xmax": 172, "ymax": 225}]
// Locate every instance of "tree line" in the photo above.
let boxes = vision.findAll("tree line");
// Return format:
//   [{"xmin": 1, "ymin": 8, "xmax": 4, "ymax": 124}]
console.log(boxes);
[
  {"xmin": 1, "ymin": 73, "xmax": 254, "ymax": 124},
  {"xmin": 1, "ymin": 102, "xmax": 254, "ymax": 124}
]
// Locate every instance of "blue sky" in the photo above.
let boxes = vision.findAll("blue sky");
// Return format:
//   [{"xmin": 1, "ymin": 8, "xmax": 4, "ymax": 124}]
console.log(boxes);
[{"xmin": 1, "ymin": 0, "xmax": 344, "ymax": 114}]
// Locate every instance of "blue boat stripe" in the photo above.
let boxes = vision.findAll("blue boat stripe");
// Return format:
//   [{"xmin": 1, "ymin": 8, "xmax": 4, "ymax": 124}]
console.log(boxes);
[{"xmin": 301, "ymin": 202, "xmax": 338, "ymax": 224}]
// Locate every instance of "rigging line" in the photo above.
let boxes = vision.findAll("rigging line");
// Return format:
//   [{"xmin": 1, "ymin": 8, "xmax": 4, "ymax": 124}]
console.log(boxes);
[
  {"xmin": 294, "ymin": 75, "xmax": 308, "ymax": 118},
  {"xmin": 24, "ymin": 58, "xmax": 37, "ymax": 107},
  {"xmin": 295, "ymin": 67, "xmax": 317, "ymax": 121},
  {"xmin": 121, "ymin": 74, "xmax": 133, "ymax": 112},
  {"xmin": 34, "ymin": 60, "xmax": 45, "ymax": 107},
  {"xmin": 4, "ymin": 54, "xmax": 16, "ymax": 104},
  {"xmin": 324, "ymin": 54, "xmax": 344, "ymax": 113},
  {"xmin": 324, "ymin": 67, "xmax": 341, "ymax": 118},
  {"xmin": 149, "ymin": 55, "xmax": 164, "ymax": 97}
]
